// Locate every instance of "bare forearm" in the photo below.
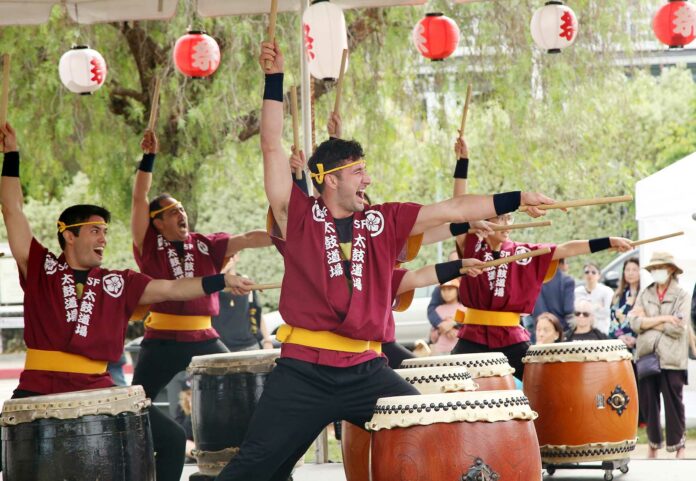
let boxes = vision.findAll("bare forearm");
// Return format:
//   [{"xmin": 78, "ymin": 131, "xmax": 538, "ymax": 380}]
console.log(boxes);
[
  {"xmin": 411, "ymin": 194, "xmax": 497, "ymax": 236},
  {"xmin": 553, "ymin": 240, "xmax": 590, "ymax": 260},
  {"xmin": 140, "ymin": 278, "xmax": 206, "ymax": 305},
  {"xmin": 227, "ymin": 230, "xmax": 272, "ymax": 255},
  {"xmin": 260, "ymin": 99, "xmax": 284, "ymax": 155},
  {"xmin": 397, "ymin": 266, "xmax": 438, "ymax": 295}
]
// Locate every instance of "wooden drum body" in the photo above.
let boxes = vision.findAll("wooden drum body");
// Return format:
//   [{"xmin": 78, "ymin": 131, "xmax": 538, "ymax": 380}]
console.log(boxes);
[
  {"xmin": 368, "ymin": 391, "xmax": 541, "ymax": 481},
  {"xmin": 400, "ymin": 352, "xmax": 516, "ymax": 391},
  {"xmin": 0, "ymin": 386, "xmax": 154, "ymax": 481},
  {"xmin": 523, "ymin": 340, "xmax": 638, "ymax": 463},
  {"xmin": 188, "ymin": 349, "xmax": 279, "ymax": 476},
  {"xmin": 342, "ymin": 366, "xmax": 477, "ymax": 481}
]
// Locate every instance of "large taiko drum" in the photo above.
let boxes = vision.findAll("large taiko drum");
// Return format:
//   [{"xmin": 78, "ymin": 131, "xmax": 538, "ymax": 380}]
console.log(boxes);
[
  {"xmin": 368, "ymin": 391, "xmax": 542, "ymax": 481},
  {"xmin": 0, "ymin": 386, "xmax": 154, "ymax": 480},
  {"xmin": 400, "ymin": 352, "xmax": 516, "ymax": 391},
  {"xmin": 342, "ymin": 366, "xmax": 478, "ymax": 481},
  {"xmin": 523, "ymin": 340, "xmax": 638, "ymax": 463},
  {"xmin": 188, "ymin": 349, "xmax": 279, "ymax": 476}
]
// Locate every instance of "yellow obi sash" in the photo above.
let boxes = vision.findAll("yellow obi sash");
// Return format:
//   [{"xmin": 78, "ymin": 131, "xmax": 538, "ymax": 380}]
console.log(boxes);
[
  {"xmin": 455, "ymin": 307, "xmax": 521, "ymax": 327},
  {"xmin": 145, "ymin": 312, "xmax": 212, "ymax": 331},
  {"xmin": 276, "ymin": 324, "xmax": 382, "ymax": 354},
  {"xmin": 25, "ymin": 349, "xmax": 107, "ymax": 374}
]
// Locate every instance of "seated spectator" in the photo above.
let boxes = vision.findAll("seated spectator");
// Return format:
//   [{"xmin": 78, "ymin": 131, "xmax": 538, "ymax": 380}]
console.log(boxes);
[
  {"xmin": 531, "ymin": 258, "xmax": 575, "ymax": 330},
  {"xmin": 575, "ymin": 262, "xmax": 613, "ymax": 335},
  {"xmin": 565, "ymin": 299, "xmax": 609, "ymax": 342},
  {"xmin": 535, "ymin": 312, "xmax": 564, "ymax": 344},
  {"xmin": 609, "ymin": 257, "xmax": 640, "ymax": 351},
  {"xmin": 429, "ymin": 278, "xmax": 465, "ymax": 355}
]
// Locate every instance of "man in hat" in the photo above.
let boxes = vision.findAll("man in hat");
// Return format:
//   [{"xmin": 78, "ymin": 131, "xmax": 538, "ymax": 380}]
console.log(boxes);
[{"xmin": 0, "ymin": 122, "xmax": 254, "ymax": 478}]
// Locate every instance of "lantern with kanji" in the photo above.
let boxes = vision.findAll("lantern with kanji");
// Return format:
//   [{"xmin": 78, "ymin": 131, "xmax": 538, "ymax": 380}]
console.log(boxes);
[
  {"xmin": 302, "ymin": 0, "xmax": 348, "ymax": 80},
  {"xmin": 173, "ymin": 30, "xmax": 221, "ymax": 78},
  {"xmin": 530, "ymin": 1, "xmax": 578, "ymax": 53},
  {"xmin": 58, "ymin": 46, "xmax": 107, "ymax": 95},
  {"xmin": 412, "ymin": 13, "xmax": 460, "ymax": 61},
  {"xmin": 653, "ymin": 1, "xmax": 696, "ymax": 48}
]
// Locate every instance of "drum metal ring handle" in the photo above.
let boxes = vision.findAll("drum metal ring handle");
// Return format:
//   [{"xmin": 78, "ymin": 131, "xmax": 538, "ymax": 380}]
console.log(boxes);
[
  {"xmin": 462, "ymin": 457, "xmax": 499, "ymax": 481},
  {"xmin": 606, "ymin": 385, "xmax": 630, "ymax": 416}
]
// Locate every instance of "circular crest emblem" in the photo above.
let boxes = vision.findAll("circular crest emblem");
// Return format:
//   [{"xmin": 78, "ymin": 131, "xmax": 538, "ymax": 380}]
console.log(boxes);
[
  {"xmin": 364, "ymin": 210, "xmax": 385, "ymax": 237},
  {"xmin": 103, "ymin": 273, "xmax": 125, "ymax": 298},
  {"xmin": 312, "ymin": 202, "xmax": 327, "ymax": 222},
  {"xmin": 514, "ymin": 246, "xmax": 532, "ymax": 266},
  {"xmin": 197, "ymin": 239, "xmax": 210, "ymax": 255}
]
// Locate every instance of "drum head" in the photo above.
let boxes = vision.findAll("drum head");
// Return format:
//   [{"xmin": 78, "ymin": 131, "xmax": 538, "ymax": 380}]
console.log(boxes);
[
  {"xmin": 0, "ymin": 385, "xmax": 149, "ymax": 426},
  {"xmin": 400, "ymin": 352, "xmax": 514, "ymax": 378},
  {"xmin": 188, "ymin": 349, "xmax": 280, "ymax": 375},
  {"xmin": 395, "ymin": 366, "xmax": 478, "ymax": 394},
  {"xmin": 523, "ymin": 340, "xmax": 632, "ymax": 364}
]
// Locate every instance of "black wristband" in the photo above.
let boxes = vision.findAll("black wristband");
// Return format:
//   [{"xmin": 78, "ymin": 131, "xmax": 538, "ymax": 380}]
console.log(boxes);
[
  {"xmin": 138, "ymin": 153, "xmax": 155, "ymax": 173},
  {"xmin": 454, "ymin": 158, "xmax": 469, "ymax": 179},
  {"xmin": 493, "ymin": 191, "xmax": 521, "ymax": 215},
  {"xmin": 2, "ymin": 151, "xmax": 19, "ymax": 177},
  {"xmin": 263, "ymin": 73, "xmax": 284, "ymax": 102},
  {"xmin": 589, "ymin": 237, "xmax": 612, "ymax": 253},
  {"xmin": 202, "ymin": 274, "xmax": 226, "ymax": 295},
  {"xmin": 449, "ymin": 222, "xmax": 470, "ymax": 237},
  {"xmin": 435, "ymin": 260, "xmax": 462, "ymax": 285}
]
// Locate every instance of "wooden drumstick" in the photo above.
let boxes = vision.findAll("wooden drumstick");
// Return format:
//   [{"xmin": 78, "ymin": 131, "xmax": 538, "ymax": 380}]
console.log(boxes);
[
  {"xmin": 458, "ymin": 83, "xmax": 472, "ymax": 136},
  {"xmin": 265, "ymin": 0, "xmax": 279, "ymax": 70},
  {"xmin": 0, "ymin": 54, "xmax": 10, "ymax": 128},
  {"xmin": 460, "ymin": 247, "xmax": 552, "ymax": 274},
  {"xmin": 333, "ymin": 49, "xmax": 348, "ymax": 115},
  {"xmin": 290, "ymin": 86, "xmax": 302, "ymax": 180},
  {"xmin": 147, "ymin": 76, "xmax": 161, "ymax": 132},
  {"xmin": 489, "ymin": 220, "xmax": 552, "ymax": 232},
  {"xmin": 630, "ymin": 231, "xmax": 684, "ymax": 247},
  {"xmin": 520, "ymin": 195, "xmax": 633, "ymax": 212}
]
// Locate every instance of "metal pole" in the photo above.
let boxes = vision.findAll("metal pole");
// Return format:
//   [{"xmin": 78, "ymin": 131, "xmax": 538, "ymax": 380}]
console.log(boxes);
[{"xmin": 299, "ymin": 0, "xmax": 314, "ymax": 196}]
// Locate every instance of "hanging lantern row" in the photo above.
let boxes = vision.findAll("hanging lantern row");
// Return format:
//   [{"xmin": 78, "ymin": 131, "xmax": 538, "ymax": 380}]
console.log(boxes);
[{"xmin": 653, "ymin": 0, "xmax": 696, "ymax": 48}]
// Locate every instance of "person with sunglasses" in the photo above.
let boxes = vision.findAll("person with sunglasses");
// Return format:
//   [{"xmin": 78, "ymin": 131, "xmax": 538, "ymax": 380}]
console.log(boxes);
[
  {"xmin": 575, "ymin": 261, "xmax": 614, "ymax": 335},
  {"xmin": 564, "ymin": 299, "xmax": 609, "ymax": 341}
]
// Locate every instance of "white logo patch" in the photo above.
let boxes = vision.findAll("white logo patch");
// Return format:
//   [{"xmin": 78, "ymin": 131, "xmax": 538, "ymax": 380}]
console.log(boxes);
[
  {"xmin": 514, "ymin": 246, "xmax": 532, "ymax": 266},
  {"xmin": 44, "ymin": 255, "xmax": 58, "ymax": 275},
  {"xmin": 312, "ymin": 202, "xmax": 327, "ymax": 222},
  {"xmin": 364, "ymin": 210, "xmax": 385, "ymax": 238},
  {"xmin": 197, "ymin": 240, "xmax": 209, "ymax": 255},
  {"xmin": 103, "ymin": 273, "xmax": 125, "ymax": 298}
]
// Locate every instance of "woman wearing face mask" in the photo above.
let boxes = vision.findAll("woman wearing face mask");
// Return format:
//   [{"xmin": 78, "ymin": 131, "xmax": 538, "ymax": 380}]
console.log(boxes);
[
  {"xmin": 565, "ymin": 299, "xmax": 609, "ymax": 342},
  {"xmin": 610, "ymin": 257, "xmax": 640, "ymax": 351},
  {"xmin": 629, "ymin": 252, "xmax": 691, "ymax": 459}
]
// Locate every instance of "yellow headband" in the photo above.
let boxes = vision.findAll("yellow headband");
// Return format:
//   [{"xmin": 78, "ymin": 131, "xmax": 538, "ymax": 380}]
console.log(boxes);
[
  {"xmin": 309, "ymin": 160, "xmax": 365, "ymax": 185},
  {"xmin": 57, "ymin": 221, "xmax": 107, "ymax": 233},
  {"xmin": 149, "ymin": 201, "xmax": 182, "ymax": 218}
]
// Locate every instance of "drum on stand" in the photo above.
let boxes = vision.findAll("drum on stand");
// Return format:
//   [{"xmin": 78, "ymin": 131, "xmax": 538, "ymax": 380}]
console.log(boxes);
[
  {"xmin": 400, "ymin": 352, "xmax": 516, "ymax": 391},
  {"xmin": 368, "ymin": 391, "xmax": 541, "ymax": 481},
  {"xmin": 523, "ymin": 340, "xmax": 637, "ymax": 477},
  {"xmin": 1, "ymin": 386, "xmax": 154, "ymax": 481},
  {"xmin": 188, "ymin": 349, "xmax": 280, "ymax": 477},
  {"xmin": 342, "ymin": 366, "xmax": 477, "ymax": 481}
]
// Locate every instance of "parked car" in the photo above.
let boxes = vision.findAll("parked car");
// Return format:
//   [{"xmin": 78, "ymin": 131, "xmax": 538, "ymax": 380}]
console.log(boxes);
[
  {"xmin": 265, "ymin": 286, "xmax": 434, "ymax": 349},
  {"xmin": 600, "ymin": 248, "xmax": 653, "ymax": 292}
]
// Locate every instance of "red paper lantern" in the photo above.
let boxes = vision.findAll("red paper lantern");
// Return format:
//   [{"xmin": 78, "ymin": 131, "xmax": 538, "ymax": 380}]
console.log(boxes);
[
  {"xmin": 173, "ymin": 30, "xmax": 221, "ymax": 78},
  {"xmin": 653, "ymin": 0, "xmax": 696, "ymax": 48},
  {"xmin": 412, "ymin": 13, "xmax": 460, "ymax": 61}
]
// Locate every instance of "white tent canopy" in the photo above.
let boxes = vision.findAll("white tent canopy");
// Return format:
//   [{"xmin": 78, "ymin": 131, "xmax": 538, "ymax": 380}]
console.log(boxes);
[{"xmin": 635, "ymin": 154, "xmax": 696, "ymax": 294}]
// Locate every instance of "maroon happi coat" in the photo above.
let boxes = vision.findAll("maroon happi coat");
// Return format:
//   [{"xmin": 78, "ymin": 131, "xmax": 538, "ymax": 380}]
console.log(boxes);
[
  {"xmin": 18, "ymin": 238, "xmax": 151, "ymax": 394},
  {"xmin": 458, "ymin": 234, "xmax": 557, "ymax": 348},
  {"xmin": 134, "ymin": 225, "xmax": 229, "ymax": 341},
  {"xmin": 270, "ymin": 184, "xmax": 421, "ymax": 367}
]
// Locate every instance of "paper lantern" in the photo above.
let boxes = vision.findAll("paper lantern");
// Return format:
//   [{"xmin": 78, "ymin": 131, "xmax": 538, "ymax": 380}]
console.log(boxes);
[
  {"xmin": 302, "ymin": 0, "xmax": 348, "ymax": 80},
  {"xmin": 173, "ymin": 31, "xmax": 221, "ymax": 78},
  {"xmin": 58, "ymin": 46, "xmax": 107, "ymax": 95},
  {"xmin": 412, "ymin": 13, "xmax": 460, "ymax": 61},
  {"xmin": 653, "ymin": 1, "xmax": 696, "ymax": 48},
  {"xmin": 530, "ymin": 1, "xmax": 579, "ymax": 54}
]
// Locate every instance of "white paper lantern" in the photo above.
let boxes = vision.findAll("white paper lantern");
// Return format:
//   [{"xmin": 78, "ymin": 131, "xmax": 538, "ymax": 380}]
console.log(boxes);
[
  {"xmin": 302, "ymin": 0, "xmax": 348, "ymax": 80},
  {"xmin": 530, "ymin": 1, "xmax": 579, "ymax": 54},
  {"xmin": 59, "ymin": 46, "xmax": 107, "ymax": 94}
]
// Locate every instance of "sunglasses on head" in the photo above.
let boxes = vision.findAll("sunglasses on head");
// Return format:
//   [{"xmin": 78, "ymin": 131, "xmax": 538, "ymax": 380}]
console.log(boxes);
[
  {"xmin": 584, "ymin": 270, "xmax": 598, "ymax": 275},
  {"xmin": 575, "ymin": 311, "xmax": 592, "ymax": 317}
]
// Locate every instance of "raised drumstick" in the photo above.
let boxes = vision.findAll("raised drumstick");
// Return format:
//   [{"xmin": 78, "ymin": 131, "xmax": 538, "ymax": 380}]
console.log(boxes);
[
  {"xmin": 0, "ymin": 54, "xmax": 10, "ymax": 128},
  {"xmin": 147, "ymin": 76, "xmax": 161, "ymax": 132},
  {"xmin": 489, "ymin": 220, "xmax": 551, "ymax": 232},
  {"xmin": 333, "ymin": 49, "xmax": 348, "ymax": 115},
  {"xmin": 290, "ymin": 86, "xmax": 302, "ymax": 180},
  {"xmin": 265, "ymin": 0, "xmax": 279, "ymax": 70},
  {"xmin": 630, "ymin": 231, "xmax": 684, "ymax": 247},
  {"xmin": 458, "ymin": 83, "xmax": 472, "ymax": 136},
  {"xmin": 520, "ymin": 195, "xmax": 633, "ymax": 212},
  {"xmin": 460, "ymin": 247, "xmax": 552, "ymax": 274}
]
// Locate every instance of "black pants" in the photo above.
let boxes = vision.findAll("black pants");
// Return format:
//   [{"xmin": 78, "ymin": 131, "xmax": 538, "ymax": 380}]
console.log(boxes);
[
  {"xmin": 216, "ymin": 357, "xmax": 418, "ymax": 481},
  {"xmin": 638, "ymin": 369, "xmax": 687, "ymax": 452},
  {"xmin": 451, "ymin": 338, "xmax": 530, "ymax": 381},
  {"xmin": 132, "ymin": 337, "xmax": 229, "ymax": 481},
  {"xmin": 382, "ymin": 341, "xmax": 414, "ymax": 369}
]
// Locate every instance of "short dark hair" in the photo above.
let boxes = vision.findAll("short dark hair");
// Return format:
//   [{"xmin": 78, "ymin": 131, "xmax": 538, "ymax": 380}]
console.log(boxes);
[
  {"xmin": 149, "ymin": 193, "xmax": 176, "ymax": 228},
  {"xmin": 57, "ymin": 204, "xmax": 111, "ymax": 250},
  {"xmin": 308, "ymin": 138, "xmax": 365, "ymax": 193}
]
